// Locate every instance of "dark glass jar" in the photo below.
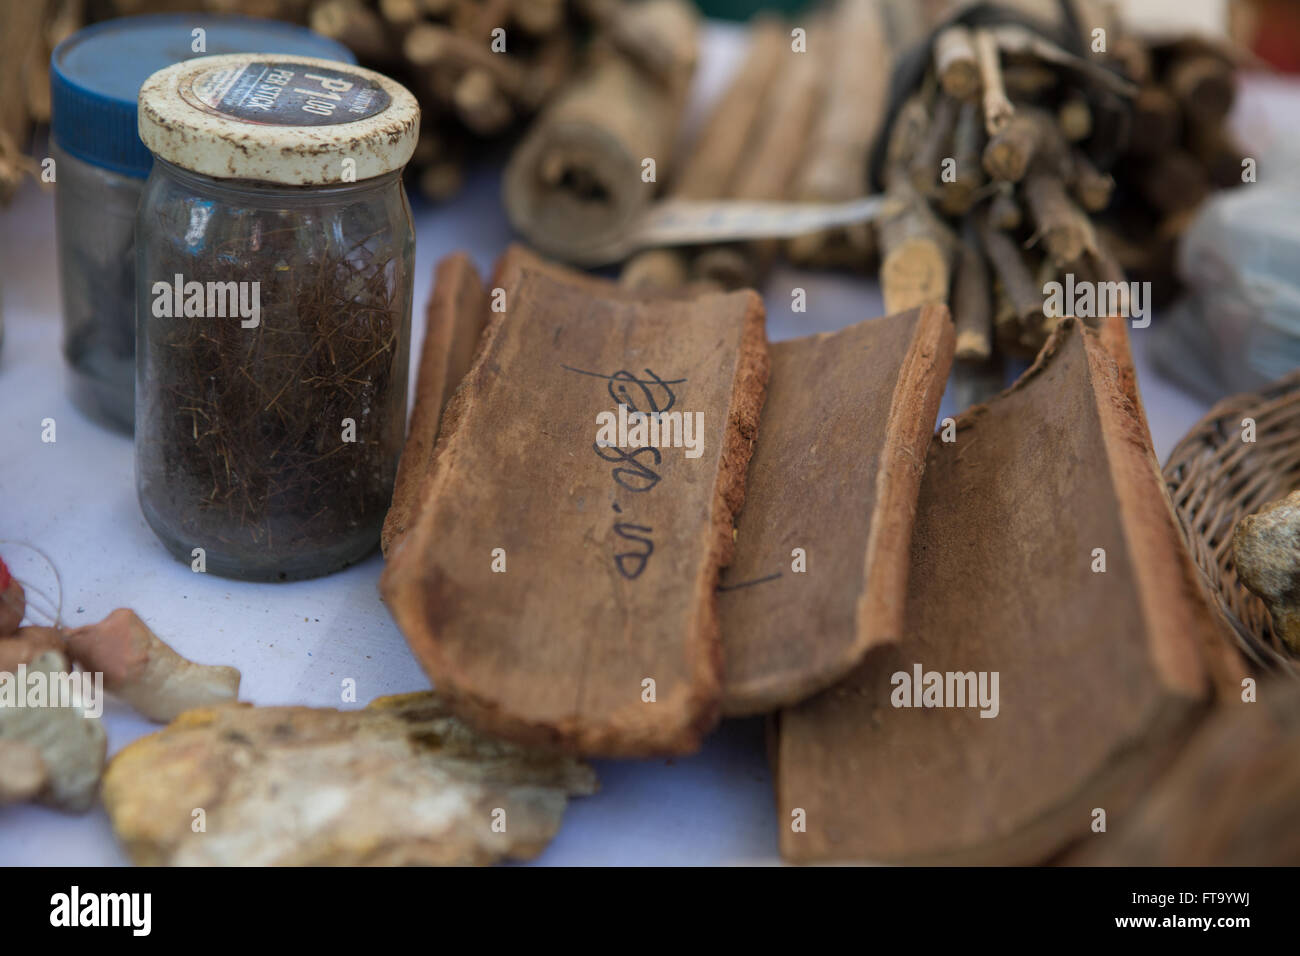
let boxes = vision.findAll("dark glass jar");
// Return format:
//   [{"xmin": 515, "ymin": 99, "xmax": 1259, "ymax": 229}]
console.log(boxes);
[{"xmin": 134, "ymin": 54, "xmax": 419, "ymax": 580}]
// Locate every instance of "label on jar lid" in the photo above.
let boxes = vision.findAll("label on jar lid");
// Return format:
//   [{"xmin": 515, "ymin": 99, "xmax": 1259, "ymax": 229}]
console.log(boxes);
[
  {"xmin": 139, "ymin": 53, "xmax": 419, "ymax": 184},
  {"xmin": 182, "ymin": 61, "xmax": 391, "ymax": 127}
]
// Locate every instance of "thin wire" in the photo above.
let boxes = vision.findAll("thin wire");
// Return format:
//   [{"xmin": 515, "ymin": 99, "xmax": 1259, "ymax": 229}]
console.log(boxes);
[{"xmin": 0, "ymin": 540, "xmax": 64, "ymax": 629}]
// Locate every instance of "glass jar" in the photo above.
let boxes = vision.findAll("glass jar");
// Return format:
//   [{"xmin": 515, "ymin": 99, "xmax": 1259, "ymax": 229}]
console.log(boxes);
[
  {"xmin": 134, "ymin": 54, "xmax": 419, "ymax": 580},
  {"xmin": 53, "ymin": 143, "xmax": 142, "ymax": 430},
  {"xmin": 49, "ymin": 14, "xmax": 356, "ymax": 431}
]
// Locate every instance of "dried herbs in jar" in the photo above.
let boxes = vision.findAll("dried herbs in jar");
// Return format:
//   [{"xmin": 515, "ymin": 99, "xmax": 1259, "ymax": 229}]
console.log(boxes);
[{"xmin": 134, "ymin": 54, "xmax": 419, "ymax": 580}]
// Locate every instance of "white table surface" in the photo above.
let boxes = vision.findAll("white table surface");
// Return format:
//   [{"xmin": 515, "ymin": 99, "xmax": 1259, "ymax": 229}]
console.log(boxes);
[{"xmin": 0, "ymin": 23, "xmax": 1269, "ymax": 866}]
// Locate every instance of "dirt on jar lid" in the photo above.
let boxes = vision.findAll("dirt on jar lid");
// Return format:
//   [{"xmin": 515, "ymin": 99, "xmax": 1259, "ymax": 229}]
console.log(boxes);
[{"xmin": 137, "ymin": 53, "xmax": 419, "ymax": 185}]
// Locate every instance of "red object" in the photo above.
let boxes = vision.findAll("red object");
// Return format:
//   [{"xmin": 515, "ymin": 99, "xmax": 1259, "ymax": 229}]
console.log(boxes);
[
  {"xmin": 1246, "ymin": 0, "xmax": 1300, "ymax": 73},
  {"xmin": 0, "ymin": 557, "xmax": 10, "ymax": 591}
]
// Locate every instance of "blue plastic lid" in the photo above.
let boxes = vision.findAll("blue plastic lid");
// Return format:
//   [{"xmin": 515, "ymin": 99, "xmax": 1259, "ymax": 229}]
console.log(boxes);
[{"xmin": 51, "ymin": 14, "xmax": 356, "ymax": 179}]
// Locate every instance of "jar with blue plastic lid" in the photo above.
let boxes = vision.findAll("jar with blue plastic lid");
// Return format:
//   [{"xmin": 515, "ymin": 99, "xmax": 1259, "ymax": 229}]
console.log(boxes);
[{"xmin": 50, "ymin": 14, "xmax": 354, "ymax": 431}]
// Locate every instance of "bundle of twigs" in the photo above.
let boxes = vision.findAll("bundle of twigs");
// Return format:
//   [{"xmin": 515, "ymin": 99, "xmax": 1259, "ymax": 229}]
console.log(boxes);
[
  {"xmin": 0, "ymin": 0, "xmax": 82, "ymax": 203},
  {"xmin": 84, "ymin": 0, "xmax": 616, "ymax": 202},
  {"xmin": 874, "ymin": 0, "xmax": 1245, "ymax": 406}
]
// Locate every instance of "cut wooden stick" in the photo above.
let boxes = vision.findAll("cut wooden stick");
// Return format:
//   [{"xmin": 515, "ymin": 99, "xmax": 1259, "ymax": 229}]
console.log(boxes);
[
  {"xmin": 1058, "ymin": 91, "xmax": 1092, "ymax": 142},
  {"xmin": 982, "ymin": 111, "xmax": 1041, "ymax": 183},
  {"xmin": 978, "ymin": 206, "xmax": 1041, "ymax": 327},
  {"xmin": 621, "ymin": 18, "xmax": 784, "ymax": 290},
  {"xmin": 953, "ymin": 226, "xmax": 993, "ymax": 362},
  {"xmin": 937, "ymin": 100, "xmax": 986, "ymax": 216},
  {"xmin": 910, "ymin": 93, "xmax": 961, "ymax": 198},
  {"xmin": 934, "ymin": 23, "xmax": 979, "ymax": 101},
  {"xmin": 1024, "ymin": 166, "xmax": 1097, "ymax": 266},
  {"xmin": 787, "ymin": 0, "xmax": 889, "ymax": 269},
  {"xmin": 988, "ymin": 186, "xmax": 1023, "ymax": 230},
  {"xmin": 975, "ymin": 28, "xmax": 1013, "ymax": 136},
  {"xmin": 695, "ymin": 31, "xmax": 823, "ymax": 288},
  {"xmin": 1070, "ymin": 149, "xmax": 1115, "ymax": 212},
  {"xmin": 503, "ymin": 9, "xmax": 699, "ymax": 265}
]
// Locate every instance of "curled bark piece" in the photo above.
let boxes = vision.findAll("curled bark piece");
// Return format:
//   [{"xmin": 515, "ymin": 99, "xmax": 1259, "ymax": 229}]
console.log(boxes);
[
  {"xmin": 102, "ymin": 692, "xmax": 597, "ymax": 866},
  {"xmin": 0, "ymin": 648, "xmax": 106, "ymax": 812},
  {"xmin": 384, "ymin": 253, "xmax": 489, "ymax": 556},
  {"xmin": 64, "ymin": 609, "xmax": 240, "ymax": 723},
  {"xmin": 503, "ymin": 12, "xmax": 698, "ymax": 264},
  {"xmin": 1233, "ymin": 491, "xmax": 1300, "ymax": 654},
  {"xmin": 0, "ymin": 738, "xmax": 47, "ymax": 805}
]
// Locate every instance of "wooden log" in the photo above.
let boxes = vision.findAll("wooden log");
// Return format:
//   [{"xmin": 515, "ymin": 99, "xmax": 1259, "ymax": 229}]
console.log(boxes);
[
  {"xmin": 910, "ymin": 93, "xmax": 961, "ymax": 198},
  {"xmin": 404, "ymin": 23, "xmax": 530, "ymax": 97},
  {"xmin": 937, "ymin": 100, "xmax": 986, "ymax": 216},
  {"xmin": 1168, "ymin": 54, "xmax": 1236, "ymax": 123},
  {"xmin": 619, "ymin": 248, "xmax": 691, "ymax": 291},
  {"xmin": 776, "ymin": 319, "xmax": 1242, "ymax": 864},
  {"xmin": 974, "ymin": 28, "xmax": 1013, "ymax": 136},
  {"xmin": 953, "ymin": 226, "xmax": 993, "ymax": 362},
  {"xmin": 310, "ymin": 0, "xmax": 391, "ymax": 64},
  {"xmin": 503, "ymin": 11, "xmax": 698, "ymax": 265},
  {"xmin": 719, "ymin": 306, "xmax": 953, "ymax": 715},
  {"xmin": 512, "ymin": 0, "xmax": 565, "ymax": 36},
  {"xmin": 380, "ymin": 246, "xmax": 770, "ymax": 757},
  {"xmin": 787, "ymin": 0, "xmax": 889, "ymax": 269},
  {"xmin": 605, "ymin": 0, "xmax": 700, "ymax": 88},
  {"xmin": 878, "ymin": 94, "xmax": 955, "ymax": 314},
  {"xmin": 672, "ymin": 19, "xmax": 784, "ymax": 201},
  {"xmin": 1024, "ymin": 166, "xmax": 1097, "ymax": 266},
  {"xmin": 978, "ymin": 206, "xmax": 1040, "ymax": 327},
  {"xmin": 934, "ymin": 23, "xmax": 979, "ymax": 101},
  {"xmin": 1141, "ymin": 150, "xmax": 1211, "ymax": 215},
  {"xmin": 983, "ymin": 112, "xmax": 1042, "ymax": 183},
  {"xmin": 382, "ymin": 253, "xmax": 489, "ymax": 556},
  {"xmin": 452, "ymin": 68, "xmax": 514, "ymax": 135},
  {"xmin": 1070, "ymin": 149, "xmax": 1115, "ymax": 212},
  {"xmin": 988, "ymin": 186, "xmax": 1022, "ymax": 230},
  {"xmin": 1058, "ymin": 91, "xmax": 1092, "ymax": 142},
  {"xmin": 695, "ymin": 31, "xmax": 823, "ymax": 289},
  {"xmin": 1129, "ymin": 86, "xmax": 1180, "ymax": 157}
]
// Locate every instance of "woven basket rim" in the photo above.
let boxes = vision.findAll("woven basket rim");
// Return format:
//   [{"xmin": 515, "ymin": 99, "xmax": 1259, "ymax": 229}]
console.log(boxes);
[{"xmin": 1163, "ymin": 369, "xmax": 1300, "ymax": 676}]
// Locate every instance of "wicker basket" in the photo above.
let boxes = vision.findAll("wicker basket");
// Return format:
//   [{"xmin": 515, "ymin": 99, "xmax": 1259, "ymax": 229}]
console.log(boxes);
[{"xmin": 1164, "ymin": 370, "xmax": 1300, "ymax": 674}]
